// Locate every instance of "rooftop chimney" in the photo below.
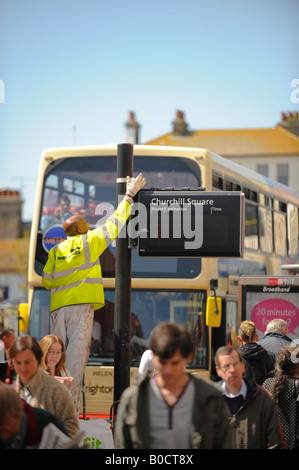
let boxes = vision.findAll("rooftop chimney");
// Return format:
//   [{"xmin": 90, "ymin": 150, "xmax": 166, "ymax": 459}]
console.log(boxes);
[
  {"xmin": 125, "ymin": 111, "xmax": 140, "ymax": 144},
  {"xmin": 172, "ymin": 110, "xmax": 189, "ymax": 136},
  {"xmin": 279, "ymin": 111, "xmax": 299, "ymax": 137},
  {"xmin": 0, "ymin": 189, "xmax": 23, "ymax": 238}
]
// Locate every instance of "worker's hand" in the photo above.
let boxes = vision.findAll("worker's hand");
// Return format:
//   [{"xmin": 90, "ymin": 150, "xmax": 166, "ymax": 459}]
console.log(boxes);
[{"xmin": 126, "ymin": 173, "xmax": 146, "ymax": 198}]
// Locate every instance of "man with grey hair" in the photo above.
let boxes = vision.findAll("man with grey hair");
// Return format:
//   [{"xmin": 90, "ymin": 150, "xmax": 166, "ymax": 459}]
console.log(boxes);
[{"xmin": 257, "ymin": 318, "xmax": 293, "ymax": 356}]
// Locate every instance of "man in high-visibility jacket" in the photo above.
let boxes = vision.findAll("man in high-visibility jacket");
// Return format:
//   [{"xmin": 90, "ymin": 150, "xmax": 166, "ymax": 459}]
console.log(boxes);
[{"xmin": 42, "ymin": 173, "xmax": 146, "ymax": 413}]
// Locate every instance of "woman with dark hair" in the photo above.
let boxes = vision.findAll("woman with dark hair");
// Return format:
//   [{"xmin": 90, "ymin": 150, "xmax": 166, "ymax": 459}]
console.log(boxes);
[
  {"xmin": 263, "ymin": 345, "xmax": 299, "ymax": 449},
  {"xmin": 9, "ymin": 335, "xmax": 79, "ymax": 438}
]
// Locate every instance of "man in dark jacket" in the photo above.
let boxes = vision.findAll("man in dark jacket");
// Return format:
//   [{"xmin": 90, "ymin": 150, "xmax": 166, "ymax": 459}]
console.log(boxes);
[
  {"xmin": 114, "ymin": 323, "xmax": 232, "ymax": 449},
  {"xmin": 238, "ymin": 320, "xmax": 275, "ymax": 385},
  {"xmin": 215, "ymin": 345, "xmax": 286, "ymax": 449},
  {"xmin": 0, "ymin": 383, "xmax": 68, "ymax": 448},
  {"xmin": 257, "ymin": 318, "xmax": 293, "ymax": 356}
]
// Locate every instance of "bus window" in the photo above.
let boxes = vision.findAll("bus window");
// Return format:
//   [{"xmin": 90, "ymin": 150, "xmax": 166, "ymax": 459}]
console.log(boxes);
[
  {"xmin": 225, "ymin": 179, "xmax": 233, "ymax": 191},
  {"xmin": 225, "ymin": 300, "xmax": 238, "ymax": 347},
  {"xmin": 93, "ymin": 290, "xmax": 207, "ymax": 368},
  {"xmin": 28, "ymin": 288, "xmax": 51, "ymax": 340},
  {"xmin": 245, "ymin": 203, "xmax": 258, "ymax": 250},
  {"xmin": 244, "ymin": 187, "xmax": 258, "ymax": 250},
  {"xmin": 29, "ymin": 288, "xmax": 208, "ymax": 369},
  {"xmin": 40, "ymin": 176, "xmax": 85, "ymax": 231},
  {"xmin": 225, "ymin": 178, "xmax": 241, "ymax": 192},
  {"xmin": 259, "ymin": 195, "xmax": 273, "ymax": 253},
  {"xmin": 288, "ymin": 203, "xmax": 299, "ymax": 256},
  {"xmin": 210, "ymin": 298, "xmax": 238, "ymax": 382},
  {"xmin": 274, "ymin": 200, "xmax": 287, "ymax": 256},
  {"xmin": 212, "ymin": 172, "xmax": 223, "ymax": 190}
]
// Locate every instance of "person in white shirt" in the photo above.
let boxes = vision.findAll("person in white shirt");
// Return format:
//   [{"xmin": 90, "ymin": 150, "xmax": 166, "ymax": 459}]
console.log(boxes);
[{"xmin": 136, "ymin": 349, "xmax": 154, "ymax": 378}]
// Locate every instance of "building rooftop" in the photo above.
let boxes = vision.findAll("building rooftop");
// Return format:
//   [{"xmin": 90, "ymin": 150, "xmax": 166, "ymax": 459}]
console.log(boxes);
[{"xmin": 146, "ymin": 111, "xmax": 299, "ymax": 157}]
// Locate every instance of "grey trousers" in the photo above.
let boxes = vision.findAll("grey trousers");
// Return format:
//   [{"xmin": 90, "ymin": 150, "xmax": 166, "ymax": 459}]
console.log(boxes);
[{"xmin": 50, "ymin": 303, "xmax": 94, "ymax": 414}]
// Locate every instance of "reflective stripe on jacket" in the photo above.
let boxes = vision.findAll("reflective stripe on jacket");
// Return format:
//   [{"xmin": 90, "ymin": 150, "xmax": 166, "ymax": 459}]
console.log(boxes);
[{"xmin": 42, "ymin": 198, "xmax": 132, "ymax": 312}]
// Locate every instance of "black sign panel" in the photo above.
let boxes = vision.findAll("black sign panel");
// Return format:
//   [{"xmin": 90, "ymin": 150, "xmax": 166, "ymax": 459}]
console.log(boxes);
[{"xmin": 137, "ymin": 190, "xmax": 244, "ymax": 257}]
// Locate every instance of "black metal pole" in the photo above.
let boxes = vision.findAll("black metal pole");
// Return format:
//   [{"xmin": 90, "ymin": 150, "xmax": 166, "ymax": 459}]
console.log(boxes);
[{"xmin": 114, "ymin": 143, "xmax": 133, "ymax": 404}]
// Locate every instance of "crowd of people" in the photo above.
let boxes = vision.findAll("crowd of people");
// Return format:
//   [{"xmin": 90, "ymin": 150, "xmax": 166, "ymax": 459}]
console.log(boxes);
[
  {"xmin": 0, "ymin": 329, "xmax": 78, "ymax": 448},
  {"xmin": 1, "ymin": 315, "xmax": 299, "ymax": 449},
  {"xmin": 116, "ymin": 318, "xmax": 299, "ymax": 450}
]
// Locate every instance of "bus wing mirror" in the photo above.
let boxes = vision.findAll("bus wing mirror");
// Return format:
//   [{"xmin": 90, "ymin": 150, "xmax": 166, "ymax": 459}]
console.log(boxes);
[
  {"xmin": 18, "ymin": 303, "xmax": 29, "ymax": 334},
  {"xmin": 206, "ymin": 297, "xmax": 222, "ymax": 327}
]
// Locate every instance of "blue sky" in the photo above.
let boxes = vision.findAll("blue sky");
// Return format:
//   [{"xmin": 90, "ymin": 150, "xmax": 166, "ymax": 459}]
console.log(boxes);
[{"xmin": 0, "ymin": 0, "xmax": 299, "ymax": 220}]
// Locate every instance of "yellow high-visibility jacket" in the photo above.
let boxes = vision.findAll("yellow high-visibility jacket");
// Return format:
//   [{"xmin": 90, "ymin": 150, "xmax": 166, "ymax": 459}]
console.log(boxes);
[{"xmin": 42, "ymin": 198, "xmax": 132, "ymax": 313}]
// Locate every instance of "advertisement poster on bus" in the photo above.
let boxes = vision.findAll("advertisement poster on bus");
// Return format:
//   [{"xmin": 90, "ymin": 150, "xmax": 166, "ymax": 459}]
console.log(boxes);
[{"xmin": 243, "ymin": 278, "xmax": 299, "ymax": 340}]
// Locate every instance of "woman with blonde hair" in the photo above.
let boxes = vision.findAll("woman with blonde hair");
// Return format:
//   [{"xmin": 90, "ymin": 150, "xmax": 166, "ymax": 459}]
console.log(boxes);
[
  {"xmin": 238, "ymin": 320, "xmax": 275, "ymax": 385},
  {"xmin": 40, "ymin": 335, "xmax": 74, "ymax": 390}
]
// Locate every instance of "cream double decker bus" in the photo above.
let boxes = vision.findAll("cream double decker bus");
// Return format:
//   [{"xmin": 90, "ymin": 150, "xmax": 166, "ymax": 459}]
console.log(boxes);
[{"xmin": 21, "ymin": 144, "xmax": 299, "ymax": 416}]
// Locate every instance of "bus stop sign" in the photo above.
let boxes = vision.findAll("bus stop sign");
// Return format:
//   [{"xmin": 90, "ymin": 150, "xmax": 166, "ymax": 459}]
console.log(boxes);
[{"xmin": 137, "ymin": 190, "xmax": 244, "ymax": 257}]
